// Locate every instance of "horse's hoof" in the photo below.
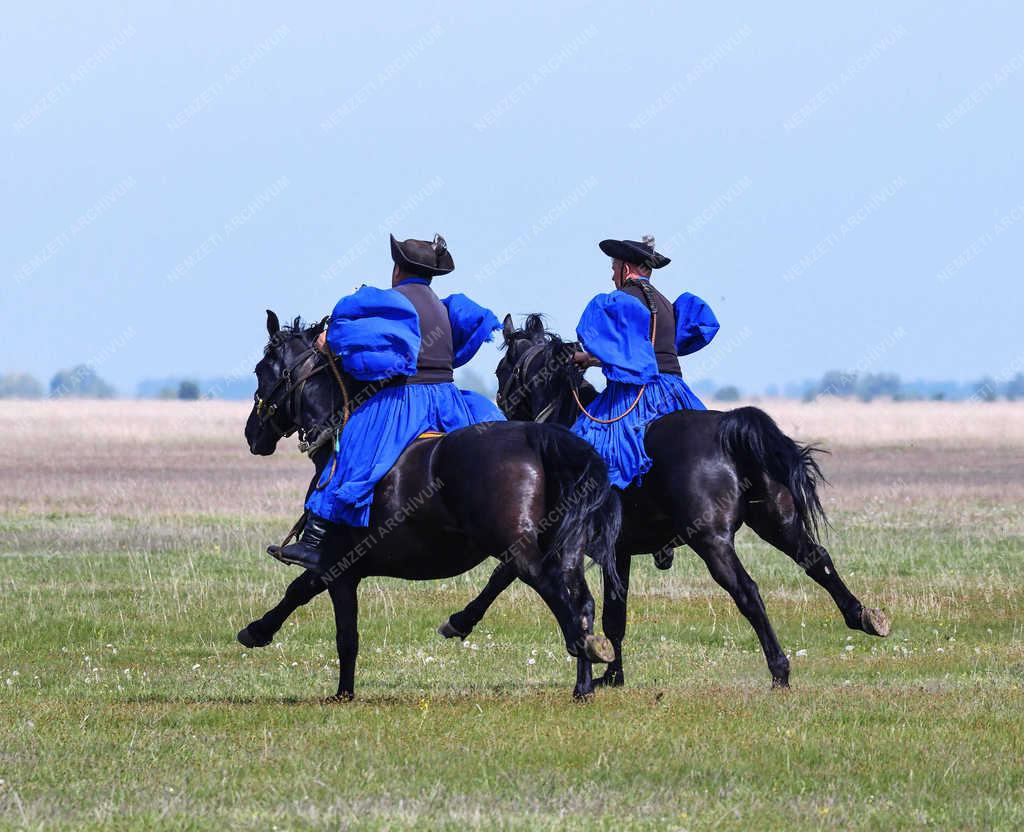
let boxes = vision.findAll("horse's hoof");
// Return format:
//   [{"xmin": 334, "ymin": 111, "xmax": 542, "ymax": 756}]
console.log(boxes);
[
  {"xmin": 771, "ymin": 677, "xmax": 791, "ymax": 690},
  {"xmin": 236, "ymin": 625, "xmax": 272, "ymax": 649},
  {"xmin": 653, "ymin": 550, "xmax": 674, "ymax": 570},
  {"xmin": 325, "ymin": 691, "xmax": 354, "ymax": 703},
  {"xmin": 861, "ymin": 607, "xmax": 891, "ymax": 637},
  {"xmin": 572, "ymin": 687, "xmax": 594, "ymax": 702},
  {"xmin": 594, "ymin": 669, "xmax": 624, "ymax": 688},
  {"xmin": 583, "ymin": 634, "xmax": 615, "ymax": 664},
  {"xmin": 436, "ymin": 618, "xmax": 467, "ymax": 640}
]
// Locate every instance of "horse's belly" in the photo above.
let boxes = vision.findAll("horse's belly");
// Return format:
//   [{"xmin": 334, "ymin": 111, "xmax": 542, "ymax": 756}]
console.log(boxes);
[{"xmin": 343, "ymin": 523, "xmax": 486, "ymax": 581}]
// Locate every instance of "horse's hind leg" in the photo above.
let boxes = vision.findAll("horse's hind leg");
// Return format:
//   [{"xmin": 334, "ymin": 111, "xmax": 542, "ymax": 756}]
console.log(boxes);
[
  {"xmin": 237, "ymin": 569, "xmax": 325, "ymax": 648},
  {"xmin": 745, "ymin": 487, "xmax": 890, "ymax": 637},
  {"xmin": 438, "ymin": 560, "xmax": 517, "ymax": 640},
  {"xmin": 691, "ymin": 532, "xmax": 791, "ymax": 688}
]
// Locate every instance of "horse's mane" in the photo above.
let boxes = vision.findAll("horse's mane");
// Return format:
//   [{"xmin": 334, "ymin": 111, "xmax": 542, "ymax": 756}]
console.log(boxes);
[{"xmin": 505, "ymin": 313, "xmax": 568, "ymax": 350}]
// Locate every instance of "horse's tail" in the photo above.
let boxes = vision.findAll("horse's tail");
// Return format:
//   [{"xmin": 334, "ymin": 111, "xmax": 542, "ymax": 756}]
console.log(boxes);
[
  {"xmin": 717, "ymin": 406, "xmax": 830, "ymax": 544},
  {"xmin": 529, "ymin": 424, "xmax": 623, "ymax": 595}
]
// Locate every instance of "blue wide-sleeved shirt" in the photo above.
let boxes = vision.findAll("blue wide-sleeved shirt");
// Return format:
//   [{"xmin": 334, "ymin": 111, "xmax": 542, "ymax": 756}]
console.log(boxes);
[
  {"xmin": 571, "ymin": 286, "xmax": 719, "ymax": 488},
  {"xmin": 306, "ymin": 281, "xmax": 503, "ymax": 526}
]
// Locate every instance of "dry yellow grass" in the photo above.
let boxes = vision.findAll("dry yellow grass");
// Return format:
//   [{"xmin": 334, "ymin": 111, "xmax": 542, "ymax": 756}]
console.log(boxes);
[
  {"xmin": 2, "ymin": 399, "xmax": 1020, "ymax": 526},
  {"xmin": 709, "ymin": 397, "xmax": 1024, "ymax": 447}
]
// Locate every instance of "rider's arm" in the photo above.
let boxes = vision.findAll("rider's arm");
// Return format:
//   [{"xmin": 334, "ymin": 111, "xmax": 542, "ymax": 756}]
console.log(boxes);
[
  {"xmin": 441, "ymin": 294, "xmax": 501, "ymax": 367},
  {"xmin": 673, "ymin": 292, "xmax": 720, "ymax": 356},
  {"xmin": 572, "ymin": 351, "xmax": 601, "ymax": 368},
  {"xmin": 576, "ymin": 292, "xmax": 658, "ymax": 385}
]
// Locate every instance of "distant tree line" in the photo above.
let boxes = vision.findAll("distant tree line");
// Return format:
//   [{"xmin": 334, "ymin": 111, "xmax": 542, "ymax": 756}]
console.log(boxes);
[
  {"xmin": 805, "ymin": 371, "xmax": 1024, "ymax": 402},
  {"xmin": 0, "ymin": 369, "xmax": 201, "ymax": 400},
  {"xmin": 0, "ymin": 367, "xmax": 118, "ymax": 398},
  {"xmin": 3, "ymin": 367, "xmax": 1023, "ymax": 402},
  {"xmin": 0, "ymin": 373, "xmax": 44, "ymax": 398},
  {"xmin": 156, "ymin": 380, "xmax": 201, "ymax": 400},
  {"xmin": 49, "ymin": 365, "xmax": 116, "ymax": 398}
]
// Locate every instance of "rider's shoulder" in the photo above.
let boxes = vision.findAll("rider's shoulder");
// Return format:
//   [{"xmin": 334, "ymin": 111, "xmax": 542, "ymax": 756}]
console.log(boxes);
[{"xmin": 332, "ymin": 284, "xmax": 417, "ymax": 321}]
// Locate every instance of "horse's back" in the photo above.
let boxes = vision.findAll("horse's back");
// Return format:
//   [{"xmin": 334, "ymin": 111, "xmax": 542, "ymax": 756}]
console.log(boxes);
[
  {"xmin": 643, "ymin": 408, "xmax": 727, "ymax": 475},
  {"xmin": 622, "ymin": 408, "xmax": 742, "ymax": 549}
]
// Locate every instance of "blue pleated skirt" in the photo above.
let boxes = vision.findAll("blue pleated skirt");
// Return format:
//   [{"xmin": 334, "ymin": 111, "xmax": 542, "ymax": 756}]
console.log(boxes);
[
  {"xmin": 571, "ymin": 374, "xmax": 705, "ymax": 489},
  {"xmin": 306, "ymin": 384, "xmax": 503, "ymax": 527}
]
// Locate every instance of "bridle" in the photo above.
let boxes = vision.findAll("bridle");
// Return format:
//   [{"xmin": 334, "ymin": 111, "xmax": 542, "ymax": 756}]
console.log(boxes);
[
  {"xmin": 496, "ymin": 337, "xmax": 578, "ymax": 424},
  {"xmin": 497, "ymin": 341, "xmax": 547, "ymax": 420},
  {"xmin": 256, "ymin": 324, "xmax": 351, "ymax": 456}
]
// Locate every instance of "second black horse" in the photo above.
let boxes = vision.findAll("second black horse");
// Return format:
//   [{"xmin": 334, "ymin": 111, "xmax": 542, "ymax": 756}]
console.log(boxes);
[{"xmin": 437, "ymin": 314, "xmax": 890, "ymax": 688}]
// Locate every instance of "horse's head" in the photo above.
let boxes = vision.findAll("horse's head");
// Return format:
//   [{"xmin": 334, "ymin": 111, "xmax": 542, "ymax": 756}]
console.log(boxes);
[
  {"xmin": 245, "ymin": 310, "xmax": 339, "ymax": 456},
  {"xmin": 495, "ymin": 313, "xmax": 595, "ymax": 425}
]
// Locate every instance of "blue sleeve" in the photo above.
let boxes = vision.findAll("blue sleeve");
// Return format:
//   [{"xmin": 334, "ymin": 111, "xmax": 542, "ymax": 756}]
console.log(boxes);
[
  {"xmin": 442, "ymin": 294, "xmax": 501, "ymax": 368},
  {"xmin": 576, "ymin": 292, "xmax": 658, "ymax": 385},
  {"xmin": 674, "ymin": 292, "xmax": 720, "ymax": 356},
  {"xmin": 325, "ymin": 286, "xmax": 420, "ymax": 381}
]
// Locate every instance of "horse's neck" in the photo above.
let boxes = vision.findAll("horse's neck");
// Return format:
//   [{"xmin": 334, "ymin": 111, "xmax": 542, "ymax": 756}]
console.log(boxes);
[{"xmin": 536, "ymin": 342, "xmax": 581, "ymax": 427}]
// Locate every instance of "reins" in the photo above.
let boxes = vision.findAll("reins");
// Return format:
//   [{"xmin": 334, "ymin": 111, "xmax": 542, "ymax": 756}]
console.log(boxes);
[
  {"xmin": 570, "ymin": 278, "xmax": 657, "ymax": 425},
  {"xmin": 571, "ymin": 383, "xmax": 645, "ymax": 424}
]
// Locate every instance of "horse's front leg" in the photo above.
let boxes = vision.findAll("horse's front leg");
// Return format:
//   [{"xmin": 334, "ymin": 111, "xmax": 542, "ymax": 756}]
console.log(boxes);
[
  {"xmin": 327, "ymin": 577, "xmax": 360, "ymax": 699},
  {"xmin": 437, "ymin": 559, "xmax": 517, "ymax": 640},
  {"xmin": 594, "ymin": 549, "xmax": 631, "ymax": 687},
  {"xmin": 237, "ymin": 569, "xmax": 326, "ymax": 648}
]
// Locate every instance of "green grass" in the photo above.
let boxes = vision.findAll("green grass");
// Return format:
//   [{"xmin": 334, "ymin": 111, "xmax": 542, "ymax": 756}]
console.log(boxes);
[{"xmin": 2, "ymin": 508, "xmax": 1023, "ymax": 830}]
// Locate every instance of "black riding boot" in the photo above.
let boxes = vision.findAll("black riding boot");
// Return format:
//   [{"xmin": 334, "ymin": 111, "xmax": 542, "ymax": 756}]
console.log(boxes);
[{"xmin": 271, "ymin": 514, "xmax": 334, "ymax": 572}]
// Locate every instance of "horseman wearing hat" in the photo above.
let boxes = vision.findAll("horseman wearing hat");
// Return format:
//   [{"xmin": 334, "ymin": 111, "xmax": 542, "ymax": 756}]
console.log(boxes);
[
  {"xmin": 570, "ymin": 235, "xmax": 719, "ymax": 492},
  {"xmin": 275, "ymin": 234, "xmax": 504, "ymax": 571}
]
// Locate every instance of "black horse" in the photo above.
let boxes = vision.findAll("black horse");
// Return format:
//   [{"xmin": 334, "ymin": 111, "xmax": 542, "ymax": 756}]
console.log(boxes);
[
  {"xmin": 437, "ymin": 314, "xmax": 890, "ymax": 688},
  {"xmin": 240, "ymin": 311, "xmax": 621, "ymax": 699}
]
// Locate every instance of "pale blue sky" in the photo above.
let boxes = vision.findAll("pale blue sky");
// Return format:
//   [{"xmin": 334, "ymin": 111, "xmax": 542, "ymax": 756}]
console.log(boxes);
[{"xmin": 3, "ymin": 1, "xmax": 1022, "ymax": 394}]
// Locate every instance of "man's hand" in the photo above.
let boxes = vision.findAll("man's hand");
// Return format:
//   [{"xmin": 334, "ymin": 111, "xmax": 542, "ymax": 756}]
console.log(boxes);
[
  {"xmin": 572, "ymin": 350, "xmax": 599, "ymax": 369},
  {"xmin": 315, "ymin": 330, "xmax": 328, "ymax": 353}
]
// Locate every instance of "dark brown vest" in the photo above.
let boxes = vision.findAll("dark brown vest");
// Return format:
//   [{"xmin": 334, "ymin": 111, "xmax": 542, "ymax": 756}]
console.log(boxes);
[
  {"xmin": 393, "ymin": 282, "xmax": 455, "ymax": 384},
  {"xmin": 620, "ymin": 280, "xmax": 681, "ymax": 377}
]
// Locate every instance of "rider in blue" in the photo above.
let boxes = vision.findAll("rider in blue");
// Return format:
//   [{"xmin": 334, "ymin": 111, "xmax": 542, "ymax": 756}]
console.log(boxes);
[
  {"xmin": 571, "ymin": 234, "xmax": 719, "ymax": 498},
  {"xmin": 276, "ymin": 234, "xmax": 504, "ymax": 572}
]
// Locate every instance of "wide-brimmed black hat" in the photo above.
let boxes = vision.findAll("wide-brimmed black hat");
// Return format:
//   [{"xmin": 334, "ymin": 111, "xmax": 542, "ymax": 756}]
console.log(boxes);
[
  {"xmin": 390, "ymin": 233, "xmax": 455, "ymax": 277},
  {"xmin": 598, "ymin": 235, "xmax": 670, "ymax": 269}
]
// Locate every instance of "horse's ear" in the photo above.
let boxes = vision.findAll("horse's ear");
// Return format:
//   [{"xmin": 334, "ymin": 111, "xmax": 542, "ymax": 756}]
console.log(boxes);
[
  {"xmin": 525, "ymin": 314, "xmax": 545, "ymax": 338},
  {"xmin": 502, "ymin": 314, "xmax": 515, "ymax": 343},
  {"xmin": 266, "ymin": 309, "xmax": 280, "ymax": 336}
]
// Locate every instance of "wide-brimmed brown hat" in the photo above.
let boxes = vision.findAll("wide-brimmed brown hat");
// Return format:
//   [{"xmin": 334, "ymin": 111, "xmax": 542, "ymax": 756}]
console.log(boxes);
[{"xmin": 390, "ymin": 233, "xmax": 455, "ymax": 277}]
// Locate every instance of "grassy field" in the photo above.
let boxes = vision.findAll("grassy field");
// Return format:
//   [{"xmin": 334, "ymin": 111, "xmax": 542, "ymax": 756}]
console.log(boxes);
[{"xmin": 1, "ymin": 400, "xmax": 1022, "ymax": 830}]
